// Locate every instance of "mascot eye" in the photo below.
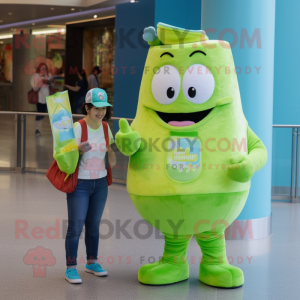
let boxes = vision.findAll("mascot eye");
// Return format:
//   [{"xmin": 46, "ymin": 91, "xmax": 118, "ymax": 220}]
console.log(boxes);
[
  {"xmin": 183, "ymin": 64, "xmax": 215, "ymax": 104},
  {"xmin": 167, "ymin": 87, "xmax": 175, "ymax": 98},
  {"xmin": 151, "ymin": 65, "xmax": 180, "ymax": 105},
  {"xmin": 188, "ymin": 87, "xmax": 196, "ymax": 98}
]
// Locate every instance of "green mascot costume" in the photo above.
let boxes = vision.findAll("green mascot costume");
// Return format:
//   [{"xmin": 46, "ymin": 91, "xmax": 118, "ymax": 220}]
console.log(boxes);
[{"xmin": 115, "ymin": 23, "xmax": 267, "ymax": 288}]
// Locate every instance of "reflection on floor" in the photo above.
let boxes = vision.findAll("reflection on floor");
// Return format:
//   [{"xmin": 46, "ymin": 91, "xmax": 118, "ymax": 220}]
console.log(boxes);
[{"xmin": 0, "ymin": 172, "xmax": 299, "ymax": 300}]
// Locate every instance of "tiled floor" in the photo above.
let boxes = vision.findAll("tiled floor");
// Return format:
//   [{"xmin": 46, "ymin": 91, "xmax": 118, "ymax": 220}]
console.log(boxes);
[{"xmin": 0, "ymin": 171, "xmax": 299, "ymax": 300}]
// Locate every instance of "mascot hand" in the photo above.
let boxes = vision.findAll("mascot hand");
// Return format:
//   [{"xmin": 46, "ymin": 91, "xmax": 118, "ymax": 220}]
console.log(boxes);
[
  {"xmin": 115, "ymin": 119, "xmax": 141, "ymax": 156},
  {"xmin": 226, "ymin": 153, "xmax": 255, "ymax": 183},
  {"xmin": 143, "ymin": 26, "xmax": 158, "ymax": 42}
]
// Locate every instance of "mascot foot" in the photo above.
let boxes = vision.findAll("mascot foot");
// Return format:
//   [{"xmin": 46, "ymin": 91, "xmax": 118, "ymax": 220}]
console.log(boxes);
[
  {"xmin": 138, "ymin": 261, "xmax": 189, "ymax": 285},
  {"xmin": 199, "ymin": 263, "xmax": 244, "ymax": 288}
]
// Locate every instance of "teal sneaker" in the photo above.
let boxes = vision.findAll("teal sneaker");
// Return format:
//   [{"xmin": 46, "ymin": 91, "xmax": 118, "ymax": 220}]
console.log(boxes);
[
  {"xmin": 85, "ymin": 263, "xmax": 108, "ymax": 276},
  {"xmin": 65, "ymin": 268, "xmax": 82, "ymax": 284}
]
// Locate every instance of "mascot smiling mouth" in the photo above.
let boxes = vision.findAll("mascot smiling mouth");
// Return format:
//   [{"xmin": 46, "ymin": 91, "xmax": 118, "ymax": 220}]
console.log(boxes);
[{"xmin": 155, "ymin": 108, "xmax": 214, "ymax": 127}]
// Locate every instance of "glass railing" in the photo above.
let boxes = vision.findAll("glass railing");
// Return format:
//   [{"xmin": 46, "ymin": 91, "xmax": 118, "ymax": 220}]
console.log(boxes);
[
  {"xmin": 0, "ymin": 83, "xmax": 12, "ymax": 111},
  {"xmin": 0, "ymin": 110, "xmax": 299, "ymax": 201},
  {"xmin": 0, "ymin": 111, "xmax": 133, "ymax": 184},
  {"xmin": 271, "ymin": 125, "xmax": 300, "ymax": 202}
]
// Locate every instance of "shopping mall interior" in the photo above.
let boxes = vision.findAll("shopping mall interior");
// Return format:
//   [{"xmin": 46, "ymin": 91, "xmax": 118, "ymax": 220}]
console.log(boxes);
[{"xmin": 0, "ymin": 0, "xmax": 299, "ymax": 299}]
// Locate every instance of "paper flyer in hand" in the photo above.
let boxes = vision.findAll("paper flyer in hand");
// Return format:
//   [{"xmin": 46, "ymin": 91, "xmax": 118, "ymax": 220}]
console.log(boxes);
[{"xmin": 46, "ymin": 91, "xmax": 79, "ymax": 175}]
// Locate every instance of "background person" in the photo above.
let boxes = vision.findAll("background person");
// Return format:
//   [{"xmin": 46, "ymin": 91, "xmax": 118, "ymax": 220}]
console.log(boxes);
[
  {"xmin": 64, "ymin": 69, "xmax": 88, "ymax": 114},
  {"xmin": 88, "ymin": 66, "xmax": 101, "ymax": 90},
  {"xmin": 64, "ymin": 88, "xmax": 116, "ymax": 284},
  {"xmin": 30, "ymin": 62, "xmax": 53, "ymax": 136}
]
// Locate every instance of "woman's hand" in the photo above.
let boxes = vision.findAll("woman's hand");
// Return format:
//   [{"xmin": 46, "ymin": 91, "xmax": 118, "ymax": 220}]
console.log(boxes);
[
  {"xmin": 64, "ymin": 84, "xmax": 80, "ymax": 92},
  {"xmin": 37, "ymin": 76, "xmax": 44, "ymax": 86},
  {"xmin": 78, "ymin": 146, "xmax": 84, "ymax": 156}
]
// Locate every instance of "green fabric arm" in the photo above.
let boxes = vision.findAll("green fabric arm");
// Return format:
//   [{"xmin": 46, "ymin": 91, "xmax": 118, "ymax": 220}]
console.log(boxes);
[
  {"xmin": 247, "ymin": 125, "xmax": 268, "ymax": 173},
  {"xmin": 226, "ymin": 125, "xmax": 267, "ymax": 182},
  {"xmin": 115, "ymin": 119, "xmax": 141, "ymax": 156}
]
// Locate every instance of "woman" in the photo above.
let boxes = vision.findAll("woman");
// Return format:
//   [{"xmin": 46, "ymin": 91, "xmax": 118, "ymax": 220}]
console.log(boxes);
[
  {"xmin": 30, "ymin": 63, "xmax": 53, "ymax": 136},
  {"xmin": 65, "ymin": 88, "xmax": 116, "ymax": 284},
  {"xmin": 88, "ymin": 66, "xmax": 101, "ymax": 90},
  {"xmin": 64, "ymin": 69, "xmax": 88, "ymax": 114}
]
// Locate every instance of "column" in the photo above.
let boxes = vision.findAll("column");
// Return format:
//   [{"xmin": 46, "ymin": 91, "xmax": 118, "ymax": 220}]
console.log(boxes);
[{"xmin": 202, "ymin": 0, "xmax": 275, "ymax": 239}]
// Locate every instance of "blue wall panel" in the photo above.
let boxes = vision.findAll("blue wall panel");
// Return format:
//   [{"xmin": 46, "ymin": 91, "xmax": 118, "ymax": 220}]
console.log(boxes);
[
  {"xmin": 114, "ymin": 0, "xmax": 155, "ymax": 132},
  {"xmin": 155, "ymin": 0, "xmax": 201, "ymax": 29},
  {"xmin": 272, "ymin": 0, "xmax": 300, "ymax": 188}
]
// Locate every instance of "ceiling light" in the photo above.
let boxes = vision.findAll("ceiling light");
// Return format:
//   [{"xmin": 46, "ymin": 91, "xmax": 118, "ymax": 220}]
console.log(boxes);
[
  {"xmin": 0, "ymin": 41, "xmax": 3, "ymax": 44},
  {"xmin": 47, "ymin": 25, "xmax": 66, "ymax": 28},
  {"xmin": 0, "ymin": 34, "xmax": 13, "ymax": 39},
  {"xmin": 32, "ymin": 28, "xmax": 66, "ymax": 35},
  {"xmin": 71, "ymin": 8, "xmax": 75, "ymax": 11},
  {"xmin": 50, "ymin": 8, "xmax": 55, "ymax": 10},
  {"xmin": 93, "ymin": 15, "xmax": 97, "ymax": 18},
  {"xmin": 8, "ymin": 13, "xmax": 12, "ymax": 15}
]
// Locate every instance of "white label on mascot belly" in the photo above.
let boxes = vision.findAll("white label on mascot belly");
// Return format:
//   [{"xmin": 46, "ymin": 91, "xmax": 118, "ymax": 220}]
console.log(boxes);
[{"xmin": 166, "ymin": 132, "xmax": 201, "ymax": 182}]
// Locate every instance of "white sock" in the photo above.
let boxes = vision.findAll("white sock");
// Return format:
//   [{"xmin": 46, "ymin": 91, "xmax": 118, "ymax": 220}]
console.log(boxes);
[
  {"xmin": 87, "ymin": 259, "xmax": 97, "ymax": 265},
  {"xmin": 67, "ymin": 265, "xmax": 76, "ymax": 269}
]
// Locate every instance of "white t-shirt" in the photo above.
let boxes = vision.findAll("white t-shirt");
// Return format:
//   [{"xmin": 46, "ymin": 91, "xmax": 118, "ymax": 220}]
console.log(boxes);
[
  {"xmin": 74, "ymin": 121, "xmax": 114, "ymax": 180},
  {"xmin": 88, "ymin": 74, "xmax": 98, "ymax": 90}
]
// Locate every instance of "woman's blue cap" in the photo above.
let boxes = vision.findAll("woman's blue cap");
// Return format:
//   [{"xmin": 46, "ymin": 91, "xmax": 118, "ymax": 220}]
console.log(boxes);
[{"xmin": 85, "ymin": 88, "xmax": 112, "ymax": 107}]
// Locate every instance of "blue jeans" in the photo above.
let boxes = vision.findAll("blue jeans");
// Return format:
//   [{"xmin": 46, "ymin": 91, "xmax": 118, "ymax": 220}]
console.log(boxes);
[
  {"xmin": 36, "ymin": 103, "xmax": 47, "ymax": 120},
  {"xmin": 65, "ymin": 177, "xmax": 108, "ymax": 266}
]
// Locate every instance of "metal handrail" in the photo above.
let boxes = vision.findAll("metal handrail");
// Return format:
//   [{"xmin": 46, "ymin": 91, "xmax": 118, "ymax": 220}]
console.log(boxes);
[
  {"xmin": 273, "ymin": 125, "xmax": 300, "ymax": 128},
  {"xmin": 0, "ymin": 109, "xmax": 299, "ymax": 202},
  {"xmin": 0, "ymin": 111, "xmax": 134, "ymax": 175},
  {"xmin": 0, "ymin": 111, "xmax": 134, "ymax": 121},
  {"xmin": 0, "ymin": 112, "xmax": 295, "ymax": 126},
  {"xmin": 272, "ymin": 126, "xmax": 299, "ymax": 202}
]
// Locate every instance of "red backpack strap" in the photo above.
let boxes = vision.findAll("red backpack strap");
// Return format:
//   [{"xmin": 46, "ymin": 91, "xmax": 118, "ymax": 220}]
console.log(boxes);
[
  {"xmin": 78, "ymin": 119, "xmax": 88, "ymax": 142},
  {"xmin": 102, "ymin": 121, "xmax": 109, "ymax": 147},
  {"xmin": 102, "ymin": 121, "xmax": 110, "ymax": 170}
]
